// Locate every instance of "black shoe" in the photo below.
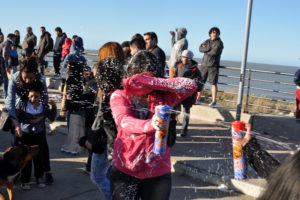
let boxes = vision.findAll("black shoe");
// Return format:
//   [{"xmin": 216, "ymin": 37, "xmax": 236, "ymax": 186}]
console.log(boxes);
[
  {"xmin": 180, "ymin": 132, "xmax": 188, "ymax": 137},
  {"xmin": 82, "ymin": 167, "xmax": 90, "ymax": 175},
  {"xmin": 56, "ymin": 116, "xmax": 66, "ymax": 122},
  {"xmin": 45, "ymin": 172, "xmax": 54, "ymax": 185}
]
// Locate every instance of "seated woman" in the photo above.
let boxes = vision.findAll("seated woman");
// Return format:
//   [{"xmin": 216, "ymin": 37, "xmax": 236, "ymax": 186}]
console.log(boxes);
[{"xmin": 109, "ymin": 51, "xmax": 197, "ymax": 200}]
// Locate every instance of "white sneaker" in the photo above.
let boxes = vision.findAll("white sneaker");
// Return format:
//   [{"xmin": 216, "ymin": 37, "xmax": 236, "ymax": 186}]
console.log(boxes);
[
  {"xmin": 36, "ymin": 178, "xmax": 46, "ymax": 188},
  {"xmin": 209, "ymin": 101, "xmax": 216, "ymax": 107}
]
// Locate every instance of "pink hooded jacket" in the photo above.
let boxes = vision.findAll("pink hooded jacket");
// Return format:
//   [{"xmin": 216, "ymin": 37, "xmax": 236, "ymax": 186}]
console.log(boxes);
[{"xmin": 110, "ymin": 74, "xmax": 197, "ymax": 179}]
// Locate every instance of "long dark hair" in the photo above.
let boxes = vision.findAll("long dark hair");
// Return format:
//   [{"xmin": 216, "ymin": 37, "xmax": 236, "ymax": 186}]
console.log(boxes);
[
  {"xmin": 17, "ymin": 56, "xmax": 40, "ymax": 87},
  {"xmin": 95, "ymin": 57, "xmax": 123, "ymax": 94},
  {"xmin": 258, "ymin": 150, "xmax": 300, "ymax": 200}
]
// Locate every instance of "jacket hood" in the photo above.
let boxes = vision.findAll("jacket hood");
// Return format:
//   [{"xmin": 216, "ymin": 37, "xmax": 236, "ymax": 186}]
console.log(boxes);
[
  {"xmin": 176, "ymin": 28, "xmax": 187, "ymax": 40},
  {"xmin": 70, "ymin": 44, "xmax": 83, "ymax": 53},
  {"xmin": 58, "ymin": 32, "xmax": 67, "ymax": 38},
  {"xmin": 42, "ymin": 31, "xmax": 51, "ymax": 37}
]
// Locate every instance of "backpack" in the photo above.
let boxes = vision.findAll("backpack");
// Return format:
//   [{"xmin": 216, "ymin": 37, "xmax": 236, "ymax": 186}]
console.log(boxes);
[
  {"xmin": 177, "ymin": 63, "xmax": 197, "ymax": 75},
  {"xmin": 294, "ymin": 69, "xmax": 300, "ymax": 86},
  {"xmin": 47, "ymin": 37, "xmax": 54, "ymax": 53}
]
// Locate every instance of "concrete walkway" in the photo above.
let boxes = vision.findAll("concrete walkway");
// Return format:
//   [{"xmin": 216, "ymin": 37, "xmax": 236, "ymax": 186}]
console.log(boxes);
[{"xmin": 0, "ymin": 77, "xmax": 298, "ymax": 199}]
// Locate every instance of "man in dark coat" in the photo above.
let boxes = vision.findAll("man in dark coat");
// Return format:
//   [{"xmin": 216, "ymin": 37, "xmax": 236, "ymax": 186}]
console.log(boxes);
[
  {"xmin": 37, "ymin": 26, "xmax": 52, "ymax": 74},
  {"xmin": 0, "ymin": 33, "xmax": 16, "ymax": 97},
  {"xmin": 144, "ymin": 32, "xmax": 166, "ymax": 77},
  {"xmin": 22, "ymin": 27, "xmax": 37, "ymax": 57},
  {"xmin": 53, "ymin": 27, "xmax": 67, "ymax": 79}
]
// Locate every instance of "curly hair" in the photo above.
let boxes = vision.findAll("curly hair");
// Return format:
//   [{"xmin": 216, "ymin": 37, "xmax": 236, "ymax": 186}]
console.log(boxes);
[
  {"xmin": 126, "ymin": 50, "xmax": 160, "ymax": 78},
  {"xmin": 17, "ymin": 56, "xmax": 40, "ymax": 85},
  {"xmin": 95, "ymin": 57, "xmax": 124, "ymax": 94}
]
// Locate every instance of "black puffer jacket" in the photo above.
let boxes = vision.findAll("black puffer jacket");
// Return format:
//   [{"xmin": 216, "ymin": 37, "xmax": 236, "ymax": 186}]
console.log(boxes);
[
  {"xmin": 53, "ymin": 32, "xmax": 67, "ymax": 52},
  {"xmin": 89, "ymin": 95, "xmax": 117, "ymax": 160},
  {"xmin": 150, "ymin": 45, "xmax": 166, "ymax": 77}
]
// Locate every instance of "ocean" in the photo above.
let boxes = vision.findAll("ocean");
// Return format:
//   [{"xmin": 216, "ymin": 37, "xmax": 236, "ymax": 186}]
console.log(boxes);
[{"xmin": 48, "ymin": 50, "xmax": 298, "ymax": 102}]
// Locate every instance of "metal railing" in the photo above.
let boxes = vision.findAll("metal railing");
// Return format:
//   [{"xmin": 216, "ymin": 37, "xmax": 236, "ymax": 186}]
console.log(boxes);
[
  {"xmin": 218, "ymin": 65, "xmax": 295, "ymax": 114},
  {"xmin": 45, "ymin": 53, "xmax": 296, "ymax": 114}
]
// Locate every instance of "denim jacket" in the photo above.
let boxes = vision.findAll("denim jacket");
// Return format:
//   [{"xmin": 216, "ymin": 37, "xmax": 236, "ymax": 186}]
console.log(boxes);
[{"xmin": 5, "ymin": 71, "xmax": 48, "ymax": 120}]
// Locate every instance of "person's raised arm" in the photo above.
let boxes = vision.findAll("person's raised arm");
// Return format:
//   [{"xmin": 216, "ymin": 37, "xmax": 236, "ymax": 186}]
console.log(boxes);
[
  {"xmin": 110, "ymin": 90, "xmax": 155, "ymax": 136},
  {"xmin": 170, "ymin": 31, "xmax": 176, "ymax": 47},
  {"xmin": 123, "ymin": 74, "xmax": 197, "ymax": 106}
]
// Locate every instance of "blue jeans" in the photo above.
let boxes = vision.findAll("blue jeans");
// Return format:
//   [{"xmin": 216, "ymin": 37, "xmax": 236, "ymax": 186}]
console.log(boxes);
[
  {"xmin": 182, "ymin": 104, "xmax": 192, "ymax": 134},
  {"xmin": 91, "ymin": 152, "xmax": 111, "ymax": 200}
]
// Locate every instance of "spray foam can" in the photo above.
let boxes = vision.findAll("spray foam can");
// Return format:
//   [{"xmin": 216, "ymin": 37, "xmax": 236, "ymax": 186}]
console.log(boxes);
[
  {"xmin": 232, "ymin": 121, "xmax": 247, "ymax": 180},
  {"xmin": 154, "ymin": 105, "xmax": 171, "ymax": 155}
]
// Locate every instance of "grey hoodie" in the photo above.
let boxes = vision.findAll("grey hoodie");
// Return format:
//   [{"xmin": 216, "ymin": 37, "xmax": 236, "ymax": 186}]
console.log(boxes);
[{"xmin": 168, "ymin": 28, "xmax": 188, "ymax": 69}]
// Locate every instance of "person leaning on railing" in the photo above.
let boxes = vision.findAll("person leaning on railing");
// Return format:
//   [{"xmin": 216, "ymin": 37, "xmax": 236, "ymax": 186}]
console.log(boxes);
[{"xmin": 294, "ymin": 68, "xmax": 300, "ymax": 121}]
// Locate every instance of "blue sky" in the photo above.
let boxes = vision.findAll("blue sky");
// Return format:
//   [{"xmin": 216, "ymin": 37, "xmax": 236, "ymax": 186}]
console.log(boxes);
[{"xmin": 1, "ymin": 0, "xmax": 299, "ymax": 67}]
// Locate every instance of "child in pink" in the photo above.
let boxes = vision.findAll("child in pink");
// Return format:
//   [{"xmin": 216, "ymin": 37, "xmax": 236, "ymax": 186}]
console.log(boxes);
[{"xmin": 61, "ymin": 38, "xmax": 72, "ymax": 59}]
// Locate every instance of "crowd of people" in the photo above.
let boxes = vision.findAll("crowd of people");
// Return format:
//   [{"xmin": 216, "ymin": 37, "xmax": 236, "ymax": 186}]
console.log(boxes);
[{"xmin": 0, "ymin": 25, "xmax": 300, "ymax": 200}]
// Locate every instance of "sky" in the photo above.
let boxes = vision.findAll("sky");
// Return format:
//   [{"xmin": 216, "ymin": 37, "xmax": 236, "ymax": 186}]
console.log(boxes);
[{"xmin": 1, "ymin": 0, "xmax": 300, "ymax": 67}]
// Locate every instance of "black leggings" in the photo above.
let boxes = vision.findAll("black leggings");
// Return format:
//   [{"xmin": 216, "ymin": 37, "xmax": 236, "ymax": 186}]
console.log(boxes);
[
  {"xmin": 15, "ymin": 131, "xmax": 45, "ymax": 183},
  {"xmin": 110, "ymin": 166, "xmax": 171, "ymax": 200}
]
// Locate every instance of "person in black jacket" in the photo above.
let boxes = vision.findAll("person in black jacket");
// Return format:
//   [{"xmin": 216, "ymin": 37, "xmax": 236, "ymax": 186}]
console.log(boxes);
[
  {"xmin": 37, "ymin": 27, "xmax": 52, "ymax": 74},
  {"xmin": 198, "ymin": 27, "xmax": 224, "ymax": 107},
  {"xmin": 53, "ymin": 27, "xmax": 66, "ymax": 79},
  {"xmin": 144, "ymin": 32, "xmax": 166, "ymax": 77},
  {"xmin": 81, "ymin": 66, "xmax": 97, "ymax": 173},
  {"xmin": 79, "ymin": 57, "xmax": 123, "ymax": 200},
  {"xmin": 175, "ymin": 50, "xmax": 202, "ymax": 137},
  {"xmin": 14, "ymin": 30, "xmax": 22, "ymax": 49}
]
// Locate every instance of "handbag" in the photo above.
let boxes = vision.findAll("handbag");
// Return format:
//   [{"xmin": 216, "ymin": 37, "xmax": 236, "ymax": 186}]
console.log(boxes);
[
  {"xmin": 0, "ymin": 108, "xmax": 11, "ymax": 131},
  {"xmin": 243, "ymin": 137, "xmax": 280, "ymax": 178}
]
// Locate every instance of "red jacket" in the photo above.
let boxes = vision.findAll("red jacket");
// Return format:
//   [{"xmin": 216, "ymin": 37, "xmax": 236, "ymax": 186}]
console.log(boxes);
[
  {"xmin": 110, "ymin": 74, "xmax": 197, "ymax": 179},
  {"xmin": 62, "ymin": 38, "xmax": 72, "ymax": 58}
]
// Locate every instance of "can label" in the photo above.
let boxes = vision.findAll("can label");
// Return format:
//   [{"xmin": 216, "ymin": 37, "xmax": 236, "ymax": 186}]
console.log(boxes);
[
  {"xmin": 154, "ymin": 105, "xmax": 171, "ymax": 155},
  {"xmin": 231, "ymin": 121, "xmax": 247, "ymax": 180}
]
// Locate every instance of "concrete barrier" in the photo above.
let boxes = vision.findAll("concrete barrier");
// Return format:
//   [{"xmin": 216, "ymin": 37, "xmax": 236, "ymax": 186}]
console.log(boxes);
[{"xmin": 187, "ymin": 104, "xmax": 300, "ymax": 142}]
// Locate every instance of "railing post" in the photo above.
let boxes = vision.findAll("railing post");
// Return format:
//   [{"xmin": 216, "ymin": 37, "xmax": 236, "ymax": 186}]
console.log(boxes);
[
  {"xmin": 236, "ymin": 0, "xmax": 253, "ymax": 121},
  {"xmin": 244, "ymin": 69, "xmax": 251, "ymax": 113}
]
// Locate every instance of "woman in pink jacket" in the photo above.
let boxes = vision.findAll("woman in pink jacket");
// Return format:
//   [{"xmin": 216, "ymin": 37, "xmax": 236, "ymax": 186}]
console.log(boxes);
[{"xmin": 109, "ymin": 51, "xmax": 197, "ymax": 199}]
